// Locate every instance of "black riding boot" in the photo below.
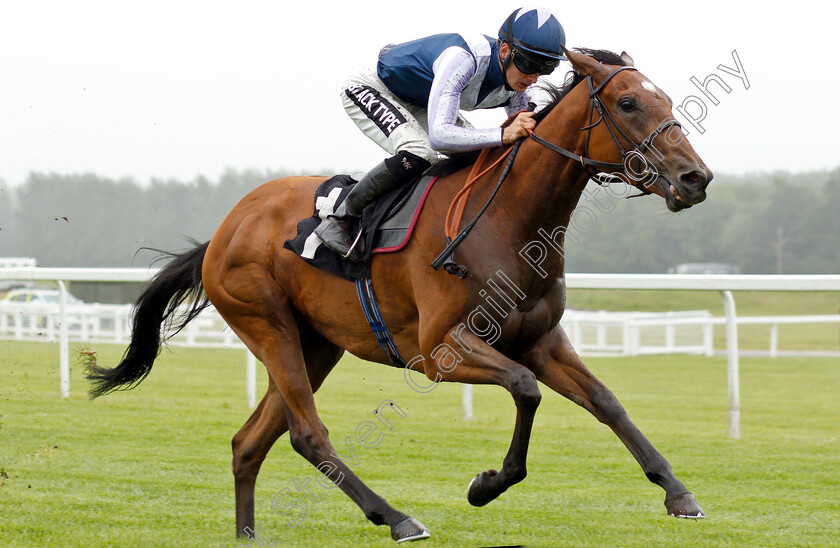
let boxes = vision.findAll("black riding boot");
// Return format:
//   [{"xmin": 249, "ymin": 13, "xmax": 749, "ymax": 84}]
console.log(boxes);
[{"xmin": 314, "ymin": 152, "xmax": 429, "ymax": 260}]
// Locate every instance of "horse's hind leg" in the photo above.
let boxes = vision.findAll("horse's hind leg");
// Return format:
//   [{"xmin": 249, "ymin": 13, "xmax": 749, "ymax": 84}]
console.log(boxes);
[
  {"xmin": 232, "ymin": 320, "xmax": 344, "ymax": 537},
  {"xmin": 520, "ymin": 326, "xmax": 704, "ymax": 518},
  {"xmin": 224, "ymin": 290, "xmax": 429, "ymax": 542},
  {"xmin": 233, "ymin": 383, "xmax": 285, "ymax": 537}
]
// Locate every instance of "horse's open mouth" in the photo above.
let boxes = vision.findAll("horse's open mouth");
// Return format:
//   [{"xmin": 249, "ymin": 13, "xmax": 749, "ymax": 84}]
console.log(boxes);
[
  {"xmin": 669, "ymin": 183, "xmax": 690, "ymax": 209},
  {"xmin": 657, "ymin": 177, "xmax": 693, "ymax": 212}
]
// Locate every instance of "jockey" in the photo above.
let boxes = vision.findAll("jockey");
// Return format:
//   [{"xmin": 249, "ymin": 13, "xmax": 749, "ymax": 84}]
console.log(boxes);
[{"xmin": 315, "ymin": 7, "xmax": 567, "ymax": 259}]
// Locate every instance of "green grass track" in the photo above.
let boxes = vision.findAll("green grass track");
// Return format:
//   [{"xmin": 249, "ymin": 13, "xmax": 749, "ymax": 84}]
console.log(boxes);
[{"xmin": 1, "ymin": 341, "xmax": 837, "ymax": 547}]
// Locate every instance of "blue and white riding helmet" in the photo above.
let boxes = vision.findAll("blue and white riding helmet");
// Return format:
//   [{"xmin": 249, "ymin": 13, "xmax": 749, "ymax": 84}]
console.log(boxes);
[{"xmin": 499, "ymin": 7, "xmax": 566, "ymax": 76}]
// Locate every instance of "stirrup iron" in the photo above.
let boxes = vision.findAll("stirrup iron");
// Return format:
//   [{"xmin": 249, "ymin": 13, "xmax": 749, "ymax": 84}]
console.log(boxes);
[{"xmin": 343, "ymin": 228, "xmax": 365, "ymax": 260}]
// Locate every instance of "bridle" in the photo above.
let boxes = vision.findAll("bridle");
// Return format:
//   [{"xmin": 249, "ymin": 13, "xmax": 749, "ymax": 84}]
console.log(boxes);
[
  {"xmin": 432, "ymin": 65, "xmax": 683, "ymax": 277},
  {"xmin": 529, "ymin": 65, "xmax": 682, "ymax": 195}
]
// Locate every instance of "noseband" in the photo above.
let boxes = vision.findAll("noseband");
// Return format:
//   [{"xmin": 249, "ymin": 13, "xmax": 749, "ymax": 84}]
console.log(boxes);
[
  {"xmin": 530, "ymin": 66, "xmax": 682, "ymax": 195},
  {"xmin": 432, "ymin": 67, "xmax": 681, "ymax": 277}
]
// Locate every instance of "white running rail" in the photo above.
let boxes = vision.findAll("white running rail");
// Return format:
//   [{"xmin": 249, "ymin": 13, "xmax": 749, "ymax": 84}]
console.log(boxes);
[{"xmin": 2, "ymin": 267, "xmax": 839, "ymax": 438}]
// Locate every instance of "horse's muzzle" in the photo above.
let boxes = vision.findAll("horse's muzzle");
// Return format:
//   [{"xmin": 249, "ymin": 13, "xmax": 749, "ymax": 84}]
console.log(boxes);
[{"xmin": 664, "ymin": 165, "xmax": 712, "ymax": 211}]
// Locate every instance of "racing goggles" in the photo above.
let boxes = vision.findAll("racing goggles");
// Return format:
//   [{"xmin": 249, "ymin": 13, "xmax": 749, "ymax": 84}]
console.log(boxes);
[{"xmin": 511, "ymin": 48, "xmax": 560, "ymax": 76}]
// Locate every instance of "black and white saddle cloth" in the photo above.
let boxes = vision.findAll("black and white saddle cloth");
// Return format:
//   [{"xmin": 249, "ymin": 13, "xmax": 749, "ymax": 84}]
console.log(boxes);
[{"xmin": 283, "ymin": 173, "xmax": 440, "ymax": 281}]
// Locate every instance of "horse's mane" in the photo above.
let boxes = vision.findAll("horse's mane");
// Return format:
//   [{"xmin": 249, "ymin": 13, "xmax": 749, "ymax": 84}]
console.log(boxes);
[
  {"xmin": 428, "ymin": 48, "xmax": 627, "ymax": 177},
  {"xmin": 532, "ymin": 48, "xmax": 627, "ymax": 122}
]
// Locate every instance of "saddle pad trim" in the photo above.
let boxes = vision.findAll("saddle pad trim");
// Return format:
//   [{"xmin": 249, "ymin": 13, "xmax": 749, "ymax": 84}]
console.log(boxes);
[{"xmin": 371, "ymin": 175, "xmax": 440, "ymax": 254}]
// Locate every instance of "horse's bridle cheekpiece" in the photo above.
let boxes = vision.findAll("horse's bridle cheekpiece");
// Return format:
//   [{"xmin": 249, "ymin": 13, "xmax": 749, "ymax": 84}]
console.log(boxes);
[
  {"xmin": 433, "ymin": 65, "xmax": 682, "ymax": 277},
  {"xmin": 530, "ymin": 65, "xmax": 682, "ymax": 196}
]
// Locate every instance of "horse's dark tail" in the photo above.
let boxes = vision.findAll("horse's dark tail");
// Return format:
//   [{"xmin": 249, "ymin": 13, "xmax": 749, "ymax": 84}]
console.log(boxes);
[{"xmin": 87, "ymin": 240, "xmax": 211, "ymax": 399}]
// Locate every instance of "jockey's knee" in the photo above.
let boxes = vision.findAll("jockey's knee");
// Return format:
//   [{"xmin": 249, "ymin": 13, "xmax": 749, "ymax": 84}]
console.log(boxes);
[
  {"xmin": 385, "ymin": 151, "xmax": 432, "ymax": 179},
  {"xmin": 395, "ymin": 144, "xmax": 438, "ymax": 166}
]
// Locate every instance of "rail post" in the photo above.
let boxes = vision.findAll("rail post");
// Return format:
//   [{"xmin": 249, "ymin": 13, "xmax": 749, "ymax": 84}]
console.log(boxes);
[
  {"xmin": 722, "ymin": 290, "xmax": 740, "ymax": 439},
  {"xmin": 56, "ymin": 280, "xmax": 70, "ymax": 398}
]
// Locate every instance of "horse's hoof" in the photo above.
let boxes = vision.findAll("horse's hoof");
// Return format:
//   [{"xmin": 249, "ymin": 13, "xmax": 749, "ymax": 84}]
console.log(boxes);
[
  {"xmin": 467, "ymin": 469, "xmax": 498, "ymax": 507},
  {"xmin": 391, "ymin": 517, "xmax": 430, "ymax": 543},
  {"xmin": 665, "ymin": 492, "xmax": 705, "ymax": 519}
]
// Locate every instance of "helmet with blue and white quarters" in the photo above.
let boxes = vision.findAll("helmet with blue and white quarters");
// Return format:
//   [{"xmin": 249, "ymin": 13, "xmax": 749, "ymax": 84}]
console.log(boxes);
[{"xmin": 499, "ymin": 7, "xmax": 566, "ymax": 75}]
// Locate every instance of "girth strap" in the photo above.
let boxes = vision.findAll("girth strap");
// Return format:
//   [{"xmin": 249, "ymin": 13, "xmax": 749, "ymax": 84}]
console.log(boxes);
[{"xmin": 356, "ymin": 277, "xmax": 407, "ymax": 367}]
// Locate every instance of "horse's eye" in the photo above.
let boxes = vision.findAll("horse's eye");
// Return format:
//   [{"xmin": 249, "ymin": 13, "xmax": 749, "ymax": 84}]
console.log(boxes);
[{"xmin": 619, "ymin": 99, "xmax": 635, "ymax": 112}]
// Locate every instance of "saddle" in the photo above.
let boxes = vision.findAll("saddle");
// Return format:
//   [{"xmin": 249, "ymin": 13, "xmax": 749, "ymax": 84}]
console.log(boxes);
[{"xmin": 284, "ymin": 173, "xmax": 440, "ymax": 281}]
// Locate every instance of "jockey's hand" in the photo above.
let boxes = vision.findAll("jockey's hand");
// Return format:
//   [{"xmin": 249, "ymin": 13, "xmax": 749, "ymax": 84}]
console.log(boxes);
[{"xmin": 502, "ymin": 111, "xmax": 537, "ymax": 145}]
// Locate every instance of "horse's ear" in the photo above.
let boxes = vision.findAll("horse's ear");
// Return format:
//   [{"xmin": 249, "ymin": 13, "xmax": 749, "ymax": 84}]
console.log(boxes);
[
  {"xmin": 564, "ymin": 47, "xmax": 610, "ymax": 80},
  {"xmin": 620, "ymin": 51, "xmax": 635, "ymax": 67}
]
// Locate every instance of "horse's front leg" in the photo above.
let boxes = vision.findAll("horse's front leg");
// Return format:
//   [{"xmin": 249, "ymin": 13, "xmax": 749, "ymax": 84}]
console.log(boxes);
[
  {"xmin": 421, "ymin": 329, "xmax": 541, "ymax": 506},
  {"xmin": 518, "ymin": 325, "xmax": 704, "ymax": 518}
]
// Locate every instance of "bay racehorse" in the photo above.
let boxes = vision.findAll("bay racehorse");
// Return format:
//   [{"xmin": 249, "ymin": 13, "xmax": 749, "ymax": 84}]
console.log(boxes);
[{"xmin": 88, "ymin": 48, "xmax": 712, "ymax": 542}]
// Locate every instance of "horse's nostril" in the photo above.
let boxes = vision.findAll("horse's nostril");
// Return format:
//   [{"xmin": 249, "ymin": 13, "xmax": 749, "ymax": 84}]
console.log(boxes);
[{"xmin": 680, "ymin": 170, "xmax": 707, "ymax": 187}]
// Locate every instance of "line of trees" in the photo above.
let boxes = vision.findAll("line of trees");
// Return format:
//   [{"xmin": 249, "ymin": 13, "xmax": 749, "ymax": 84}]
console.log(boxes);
[
  {"xmin": 564, "ymin": 168, "xmax": 840, "ymax": 274},
  {"xmin": 0, "ymin": 169, "xmax": 291, "ymax": 268},
  {"xmin": 0, "ymin": 167, "xmax": 838, "ymax": 274}
]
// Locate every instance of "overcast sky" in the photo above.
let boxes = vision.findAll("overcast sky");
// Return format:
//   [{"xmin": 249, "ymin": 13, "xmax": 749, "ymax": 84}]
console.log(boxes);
[{"xmin": 2, "ymin": 1, "xmax": 838, "ymax": 187}]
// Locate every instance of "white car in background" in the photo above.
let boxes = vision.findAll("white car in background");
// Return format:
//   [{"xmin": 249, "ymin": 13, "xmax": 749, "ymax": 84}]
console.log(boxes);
[{"xmin": 1, "ymin": 289, "xmax": 95, "ymax": 330}]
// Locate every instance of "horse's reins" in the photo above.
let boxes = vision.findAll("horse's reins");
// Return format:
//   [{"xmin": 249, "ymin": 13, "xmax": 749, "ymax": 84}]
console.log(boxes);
[
  {"xmin": 432, "ymin": 65, "xmax": 682, "ymax": 277},
  {"xmin": 432, "ymin": 104, "xmax": 535, "ymax": 277},
  {"xmin": 444, "ymin": 147, "xmax": 513, "ymax": 241}
]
